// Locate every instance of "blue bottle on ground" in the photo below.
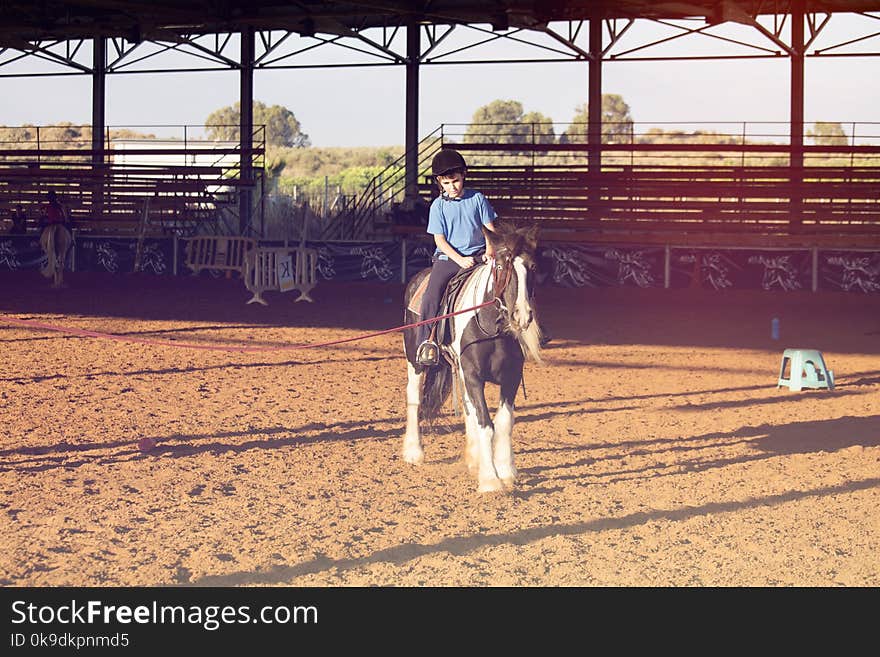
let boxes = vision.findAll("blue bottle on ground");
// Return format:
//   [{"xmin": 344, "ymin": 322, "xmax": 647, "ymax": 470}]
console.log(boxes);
[{"xmin": 771, "ymin": 317, "xmax": 780, "ymax": 340}]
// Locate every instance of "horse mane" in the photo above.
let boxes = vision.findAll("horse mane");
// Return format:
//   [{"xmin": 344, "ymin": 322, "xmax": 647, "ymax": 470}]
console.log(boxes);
[{"xmin": 485, "ymin": 221, "xmax": 543, "ymax": 363}]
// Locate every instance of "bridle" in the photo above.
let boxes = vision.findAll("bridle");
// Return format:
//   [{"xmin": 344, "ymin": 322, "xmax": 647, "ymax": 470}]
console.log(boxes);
[
  {"xmin": 491, "ymin": 250, "xmax": 514, "ymax": 307},
  {"xmin": 472, "ymin": 250, "xmax": 515, "ymax": 338}
]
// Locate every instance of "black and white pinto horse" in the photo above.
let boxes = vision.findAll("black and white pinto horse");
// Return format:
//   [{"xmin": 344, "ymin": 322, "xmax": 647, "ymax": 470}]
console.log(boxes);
[
  {"xmin": 402, "ymin": 223, "xmax": 543, "ymax": 493},
  {"xmin": 39, "ymin": 224, "xmax": 73, "ymax": 288}
]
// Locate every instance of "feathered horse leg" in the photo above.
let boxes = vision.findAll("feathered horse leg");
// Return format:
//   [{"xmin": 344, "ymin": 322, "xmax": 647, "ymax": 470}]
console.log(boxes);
[
  {"xmin": 401, "ymin": 361, "xmax": 425, "ymax": 464},
  {"xmin": 460, "ymin": 379, "xmax": 504, "ymax": 494},
  {"xmin": 492, "ymin": 379, "xmax": 519, "ymax": 487}
]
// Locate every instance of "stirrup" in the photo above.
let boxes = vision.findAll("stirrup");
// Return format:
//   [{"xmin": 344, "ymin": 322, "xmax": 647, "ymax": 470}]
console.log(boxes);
[{"xmin": 416, "ymin": 340, "xmax": 439, "ymax": 366}]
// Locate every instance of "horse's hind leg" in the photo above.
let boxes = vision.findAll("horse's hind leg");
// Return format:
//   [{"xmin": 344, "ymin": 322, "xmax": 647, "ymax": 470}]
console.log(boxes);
[{"xmin": 401, "ymin": 361, "xmax": 425, "ymax": 465}]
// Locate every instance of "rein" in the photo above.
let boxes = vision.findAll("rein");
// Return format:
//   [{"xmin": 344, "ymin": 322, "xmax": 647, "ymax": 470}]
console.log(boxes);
[{"xmin": 0, "ymin": 299, "xmax": 496, "ymax": 354}]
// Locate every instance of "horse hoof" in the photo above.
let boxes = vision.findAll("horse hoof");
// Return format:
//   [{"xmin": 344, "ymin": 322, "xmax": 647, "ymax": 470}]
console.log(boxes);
[
  {"xmin": 477, "ymin": 478, "xmax": 505, "ymax": 494},
  {"xmin": 402, "ymin": 448, "xmax": 424, "ymax": 465},
  {"xmin": 497, "ymin": 467, "xmax": 517, "ymax": 486}
]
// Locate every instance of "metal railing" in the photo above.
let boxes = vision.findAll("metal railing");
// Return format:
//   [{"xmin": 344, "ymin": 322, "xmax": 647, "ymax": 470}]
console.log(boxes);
[
  {"xmin": 321, "ymin": 127, "xmax": 443, "ymax": 240},
  {"xmin": 0, "ymin": 124, "xmax": 266, "ymax": 236}
]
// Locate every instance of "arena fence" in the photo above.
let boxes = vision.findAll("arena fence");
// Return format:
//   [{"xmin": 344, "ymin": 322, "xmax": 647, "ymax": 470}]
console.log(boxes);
[{"xmin": 1, "ymin": 233, "xmax": 877, "ymax": 294}]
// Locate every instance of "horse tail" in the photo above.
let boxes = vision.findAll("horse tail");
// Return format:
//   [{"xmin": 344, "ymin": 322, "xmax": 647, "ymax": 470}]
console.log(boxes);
[{"xmin": 420, "ymin": 359, "xmax": 453, "ymax": 421}]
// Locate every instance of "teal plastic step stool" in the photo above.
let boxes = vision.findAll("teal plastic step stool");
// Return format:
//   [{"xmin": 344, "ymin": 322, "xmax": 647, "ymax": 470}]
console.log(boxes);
[{"xmin": 777, "ymin": 348, "xmax": 834, "ymax": 391}]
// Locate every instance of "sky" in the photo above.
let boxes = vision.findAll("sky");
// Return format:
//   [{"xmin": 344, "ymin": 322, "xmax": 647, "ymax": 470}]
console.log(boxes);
[{"xmin": 0, "ymin": 12, "xmax": 877, "ymax": 147}]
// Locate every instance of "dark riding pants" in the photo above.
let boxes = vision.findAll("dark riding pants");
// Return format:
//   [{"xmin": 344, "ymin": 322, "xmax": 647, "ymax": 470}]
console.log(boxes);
[{"xmin": 418, "ymin": 257, "xmax": 462, "ymax": 345}]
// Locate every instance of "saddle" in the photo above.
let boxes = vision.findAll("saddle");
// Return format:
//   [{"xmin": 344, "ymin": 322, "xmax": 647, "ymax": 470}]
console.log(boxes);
[{"xmin": 408, "ymin": 265, "xmax": 484, "ymax": 348}]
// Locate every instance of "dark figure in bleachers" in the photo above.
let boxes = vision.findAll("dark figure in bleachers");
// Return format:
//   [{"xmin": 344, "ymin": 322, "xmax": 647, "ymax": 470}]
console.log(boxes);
[
  {"xmin": 9, "ymin": 205, "xmax": 28, "ymax": 234},
  {"xmin": 39, "ymin": 190, "xmax": 69, "ymax": 229}
]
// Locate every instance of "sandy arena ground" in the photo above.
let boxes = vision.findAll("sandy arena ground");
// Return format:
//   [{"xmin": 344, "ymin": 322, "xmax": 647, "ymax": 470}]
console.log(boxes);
[{"xmin": 1, "ymin": 269, "xmax": 878, "ymax": 587}]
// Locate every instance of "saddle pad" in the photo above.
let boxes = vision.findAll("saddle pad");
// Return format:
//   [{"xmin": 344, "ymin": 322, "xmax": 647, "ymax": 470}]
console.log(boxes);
[
  {"xmin": 406, "ymin": 265, "xmax": 482, "ymax": 317},
  {"xmin": 436, "ymin": 266, "xmax": 484, "ymax": 344},
  {"xmin": 406, "ymin": 275, "xmax": 431, "ymax": 315}
]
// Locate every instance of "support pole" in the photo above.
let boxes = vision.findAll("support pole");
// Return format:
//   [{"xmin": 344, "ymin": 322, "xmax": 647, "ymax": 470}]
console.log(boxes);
[
  {"xmin": 664, "ymin": 244, "xmax": 671, "ymax": 289},
  {"xmin": 812, "ymin": 247, "xmax": 818, "ymax": 292},
  {"xmin": 92, "ymin": 36, "xmax": 107, "ymax": 220},
  {"xmin": 401, "ymin": 238, "xmax": 407, "ymax": 284},
  {"xmin": 588, "ymin": 14, "xmax": 603, "ymax": 223},
  {"xmin": 240, "ymin": 27, "xmax": 255, "ymax": 236},
  {"xmin": 404, "ymin": 20, "xmax": 421, "ymax": 204},
  {"xmin": 790, "ymin": 0, "xmax": 805, "ymax": 231}
]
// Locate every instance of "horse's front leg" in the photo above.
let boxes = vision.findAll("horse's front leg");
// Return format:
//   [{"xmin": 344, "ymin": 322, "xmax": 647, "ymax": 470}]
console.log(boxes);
[
  {"xmin": 492, "ymin": 376, "xmax": 520, "ymax": 487},
  {"xmin": 401, "ymin": 361, "xmax": 425, "ymax": 465},
  {"xmin": 462, "ymin": 378, "xmax": 504, "ymax": 493},
  {"xmin": 459, "ymin": 364, "xmax": 481, "ymax": 472},
  {"xmin": 463, "ymin": 409, "xmax": 480, "ymax": 474}
]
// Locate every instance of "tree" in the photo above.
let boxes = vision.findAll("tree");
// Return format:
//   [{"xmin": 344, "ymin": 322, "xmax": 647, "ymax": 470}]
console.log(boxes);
[
  {"xmin": 205, "ymin": 101, "xmax": 310, "ymax": 148},
  {"xmin": 560, "ymin": 93, "xmax": 634, "ymax": 144},
  {"xmin": 521, "ymin": 111, "xmax": 556, "ymax": 144},
  {"xmin": 465, "ymin": 99, "xmax": 532, "ymax": 144},
  {"xmin": 807, "ymin": 121, "xmax": 848, "ymax": 146}
]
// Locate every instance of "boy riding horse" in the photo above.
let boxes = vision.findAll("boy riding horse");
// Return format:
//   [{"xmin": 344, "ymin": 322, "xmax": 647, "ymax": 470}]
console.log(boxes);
[{"xmin": 416, "ymin": 149, "xmax": 497, "ymax": 366}]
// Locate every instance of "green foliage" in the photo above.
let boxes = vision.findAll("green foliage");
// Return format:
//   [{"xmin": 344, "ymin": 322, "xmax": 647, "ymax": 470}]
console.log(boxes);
[
  {"xmin": 521, "ymin": 111, "xmax": 556, "ymax": 144},
  {"xmin": 463, "ymin": 100, "xmax": 556, "ymax": 165},
  {"xmin": 807, "ymin": 121, "xmax": 848, "ymax": 146},
  {"xmin": 560, "ymin": 94, "xmax": 634, "ymax": 143},
  {"xmin": 465, "ymin": 100, "xmax": 556, "ymax": 144},
  {"xmin": 269, "ymin": 145, "xmax": 402, "ymax": 177},
  {"xmin": 465, "ymin": 99, "xmax": 531, "ymax": 143},
  {"xmin": 637, "ymin": 128, "xmax": 741, "ymax": 145},
  {"xmin": 269, "ymin": 145, "xmax": 404, "ymax": 198},
  {"xmin": 0, "ymin": 123, "xmax": 158, "ymax": 162},
  {"xmin": 205, "ymin": 101, "xmax": 310, "ymax": 148},
  {"xmin": 464, "ymin": 100, "xmax": 555, "ymax": 144}
]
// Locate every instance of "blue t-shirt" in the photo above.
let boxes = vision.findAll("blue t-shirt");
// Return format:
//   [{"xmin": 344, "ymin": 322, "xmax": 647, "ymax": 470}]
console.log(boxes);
[{"xmin": 427, "ymin": 189, "xmax": 497, "ymax": 257}]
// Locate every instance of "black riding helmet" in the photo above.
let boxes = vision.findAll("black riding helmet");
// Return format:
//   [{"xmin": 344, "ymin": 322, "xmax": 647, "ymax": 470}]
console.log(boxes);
[{"xmin": 431, "ymin": 148, "xmax": 467, "ymax": 176}]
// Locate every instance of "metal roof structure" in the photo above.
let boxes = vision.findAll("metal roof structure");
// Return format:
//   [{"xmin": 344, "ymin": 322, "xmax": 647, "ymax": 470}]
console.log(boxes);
[
  {"xmin": 1, "ymin": 2, "xmax": 880, "ymax": 45},
  {"xmin": 1, "ymin": 1, "xmax": 878, "ymax": 235}
]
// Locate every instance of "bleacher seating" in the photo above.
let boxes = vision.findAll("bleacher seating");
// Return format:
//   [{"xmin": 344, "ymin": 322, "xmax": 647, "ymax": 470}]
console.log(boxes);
[
  {"xmin": 392, "ymin": 140, "xmax": 880, "ymax": 248},
  {"xmin": 0, "ymin": 145, "xmax": 263, "ymax": 236}
]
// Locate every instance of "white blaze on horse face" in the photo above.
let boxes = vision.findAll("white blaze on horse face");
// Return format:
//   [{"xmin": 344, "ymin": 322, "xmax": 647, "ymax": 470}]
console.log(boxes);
[
  {"xmin": 512, "ymin": 257, "xmax": 533, "ymax": 331},
  {"xmin": 513, "ymin": 256, "xmax": 544, "ymax": 363}
]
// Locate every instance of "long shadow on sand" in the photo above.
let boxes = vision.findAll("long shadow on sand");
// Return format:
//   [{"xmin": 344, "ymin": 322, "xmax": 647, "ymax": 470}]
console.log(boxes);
[
  {"xmin": 0, "ymin": 323, "xmax": 285, "ymax": 344},
  {"xmin": 5, "ymin": 371, "xmax": 878, "ymax": 470},
  {"xmin": 0, "ymin": 352, "xmax": 394, "ymax": 384},
  {"xmin": 187, "ymin": 473, "xmax": 880, "ymax": 586},
  {"xmin": 518, "ymin": 414, "xmax": 880, "ymax": 488},
  {"xmin": 0, "ymin": 423, "xmax": 400, "ymax": 474}
]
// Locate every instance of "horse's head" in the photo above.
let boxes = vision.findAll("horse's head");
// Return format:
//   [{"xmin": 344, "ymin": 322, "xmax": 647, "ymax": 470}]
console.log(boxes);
[{"xmin": 483, "ymin": 222, "xmax": 543, "ymax": 361}]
